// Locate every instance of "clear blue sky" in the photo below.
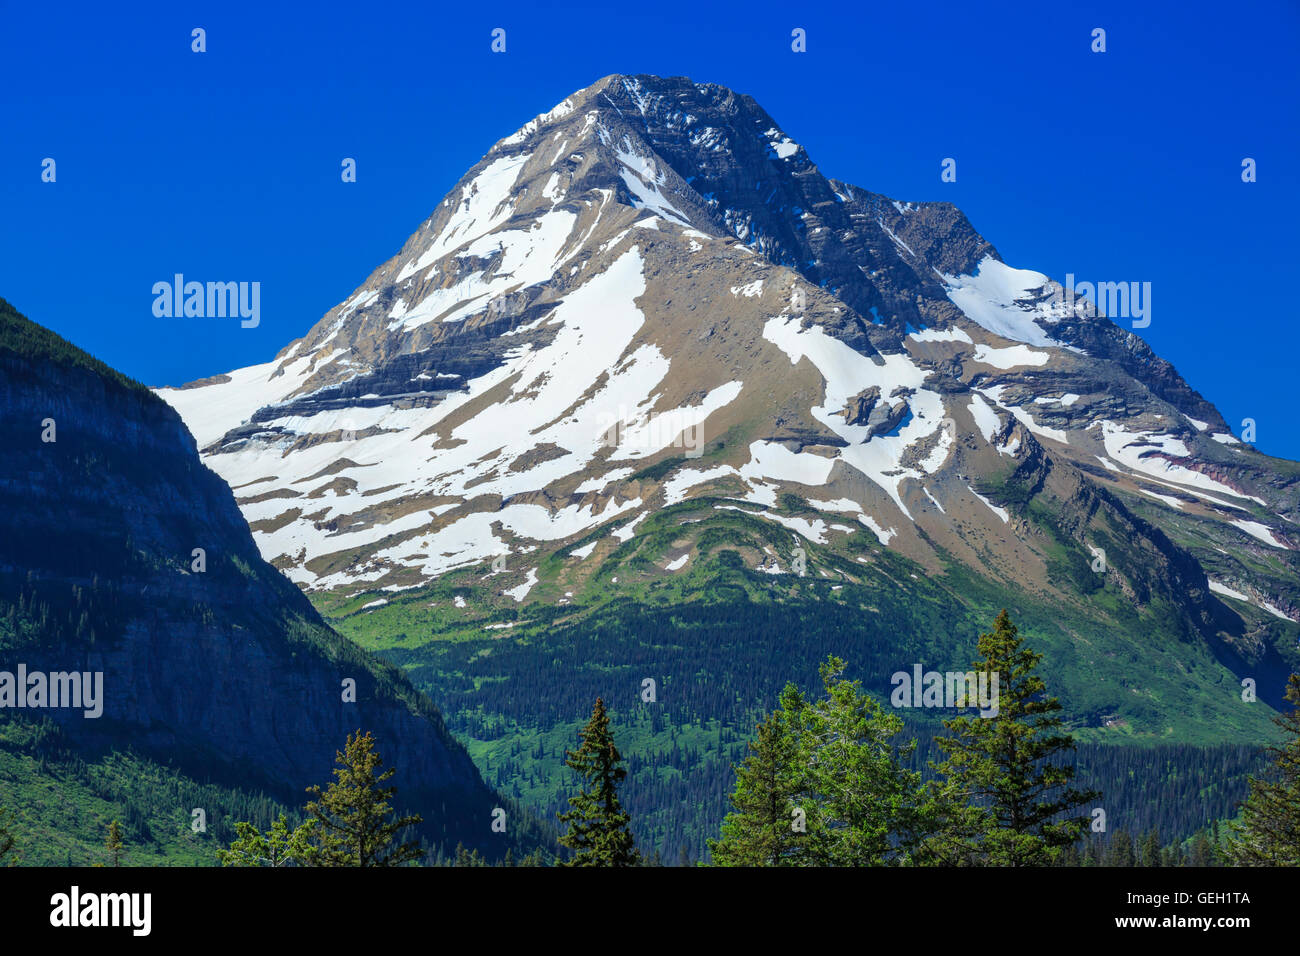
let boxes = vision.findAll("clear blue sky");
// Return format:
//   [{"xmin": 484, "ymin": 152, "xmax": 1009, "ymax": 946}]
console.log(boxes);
[{"xmin": 3, "ymin": 0, "xmax": 1297, "ymax": 457}]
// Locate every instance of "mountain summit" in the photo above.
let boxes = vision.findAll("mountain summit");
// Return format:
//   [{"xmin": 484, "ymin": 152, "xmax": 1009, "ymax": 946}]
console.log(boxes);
[{"xmin": 158, "ymin": 74, "xmax": 1298, "ymax": 732}]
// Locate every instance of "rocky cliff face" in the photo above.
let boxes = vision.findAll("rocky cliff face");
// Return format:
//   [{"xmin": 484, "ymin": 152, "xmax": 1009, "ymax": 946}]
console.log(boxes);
[{"xmin": 0, "ymin": 297, "xmax": 514, "ymax": 852}]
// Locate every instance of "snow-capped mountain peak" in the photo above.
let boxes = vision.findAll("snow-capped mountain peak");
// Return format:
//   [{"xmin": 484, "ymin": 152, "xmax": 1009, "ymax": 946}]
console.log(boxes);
[{"xmin": 157, "ymin": 73, "xmax": 1297, "ymax": 632}]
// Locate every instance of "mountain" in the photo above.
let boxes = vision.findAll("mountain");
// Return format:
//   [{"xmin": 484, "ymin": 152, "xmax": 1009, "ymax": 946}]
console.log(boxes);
[
  {"xmin": 154, "ymin": 74, "xmax": 1299, "ymax": 856},
  {"xmin": 0, "ymin": 297, "xmax": 536, "ymax": 863}
]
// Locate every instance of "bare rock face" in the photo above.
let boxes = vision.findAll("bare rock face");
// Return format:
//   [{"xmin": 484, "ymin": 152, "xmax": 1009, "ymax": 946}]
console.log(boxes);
[
  {"xmin": 840, "ymin": 386, "xmax": 882, "ymax": 427},
  {"xmin": 0, "ymin": 298, "xmax": 514, "ymax": 853},
  {"xmin": 838, "ymin": 386, "xmax": 912, "ymax": 440},
  {"xmin": 153, "ymin": 73, "xmax": 1298, "ymax": 653}
]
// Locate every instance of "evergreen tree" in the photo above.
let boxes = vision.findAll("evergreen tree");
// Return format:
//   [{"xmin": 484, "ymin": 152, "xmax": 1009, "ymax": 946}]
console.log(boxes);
[
  {"xmin": 453, "ymin": 842, "xmax": 488, "ymax": 866},
  {"xmin": 708, "ymin": 684, "xmax": 816, "ymax": 866},
  {"xmin": 557, "ymin": 698, "xmax": 640, "ymax": 866},
  {"xmin": 1138, "ymin": 828, "xmax": 1162, "ymax": 867},
  {"xmin": 1226, "ymin": 674, "xmax": 1300, "ymax": 866},
  {"xmin": 710, "ymin": 658, "xmax": 933, "ymax": 866},
  {"xmin": 1084, "ymin": 835, "xmax": 1104, "ymax": 867},
  {"xmin": 927, "ymin": 610, "xmax": 1099, "ymax": 865},
  {"xmin": 304, "ymin": 730, "xmax": 423, "ymax": 866},
  {"xmin": 0, "ymin": 806, "xmax": 15, "ymax": 863},
  {"xmin": 1188, "ymin": 831, "xmax": 1217, "ymax": 866},
  {"xmin": 217, "ymin": 814, "xmax": 317, "ymax": 867},
  {"xmin": 805, "ymin": 657, "xmax": 932, "ymax": 865},
  {"xmin": 1105, "ymin": 829, "xmax": 1135, "ymax": 867},
  {"xmin": 105, "ymin": 820, "xmax": 124, "ymax": 867}
]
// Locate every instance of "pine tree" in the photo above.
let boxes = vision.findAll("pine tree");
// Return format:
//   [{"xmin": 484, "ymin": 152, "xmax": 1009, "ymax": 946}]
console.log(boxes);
[
  {"xmin": 557, "ymin": 697, "xmax": 640, "ymax": 866},
  {"xmin": 708, "ymin": 683, "xmax": 816, "ymax": 866},
  {"xmin": 105, "ymin": 820, "xmax": 124, "ymax": 867},
  {"xmin": 303, "ymin": 730, "xmax": 423, "ymax": 866},
  {"xmin": 217, "ymin": 814, "xmax": 317, "ymax": 867},
  {"xmin": 1226, "ymin": 674, "xmax": 1300, "ymax": 866},
  {"xmin": 927, "ymin": 610, "xmax": 1099, "ymax": 866}
]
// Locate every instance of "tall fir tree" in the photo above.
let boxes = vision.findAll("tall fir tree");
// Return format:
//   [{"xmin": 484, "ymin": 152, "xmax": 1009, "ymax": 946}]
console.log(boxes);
[
  {"xmin": 1226, "ymin": 674, "xmax": 1300, "ymax": 866},
  {"xmin": 711, "ymin": 658, "xmax": 934, "ymax": 866},
  {"xmin": 1138, "ymin": 827, "xmax": 1162, "ymax": 867},
  {"xmin": 709, "ymin": 683, "xmax": 817, "ymax": 866},
  {"xmin": 105, "ymin": 820, "xmax": 124, "ymax": 867},
  {"xmin": 1188, "ymin": 831, "xmax": 1217, "ymax": 866},
  {"xmin": 926, "ymin": 610, "xmax": 1099, "ymax": 865},
  {"xmin": 1105, "ymin": 830, "xmax": 1135, "ymax": 867},
  {"xmin": 304, "ymin": 730, "xmax": 424, "ymax": 866},
  {"xmin": 557, "ymin": 697, "xmax": 640, "ymax": 866},
  {"xmin": 805, "ymin": 657, "xmax": 933, "ymax": 865}
]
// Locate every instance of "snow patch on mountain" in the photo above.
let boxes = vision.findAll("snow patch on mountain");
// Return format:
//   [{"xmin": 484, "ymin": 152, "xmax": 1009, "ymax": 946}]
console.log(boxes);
[
  {"xmin": 1099, "ymin": 421, "xmax": 1265, "ymax": 505},
  {"xmin": 970, "ymin": 486, "xmax": 1010, "ymax": 523},
  {"xmin": 396, "ymin": 153, "xmax": 531, "ymax": 283},
  {"xmin": 1232, "ymin": 519, "xmax": 1291, "ymax": 550},
  {"xmin": 968, "ymin": 393, "xmax": 1002, "ymax": 443},
  {"xmin": 972, "ymin": 343, "xmax": 1050, "ymax": 369},
  {"xmin": 504, "ymin": 567, "xmax": 539, "ymax": 601},
  {"xmin": 942, "ymin": 257, "xmax": 1060, "ymax": 348},
  {"xmin": 910, "ymin": 327, "xmax": 973, "ymax": 344},
  {"xmin": 1209, "ymin": 579, "xmax": 1249, "ymax": 602},
  {"xmin": 762, "ymin": 312, "xmax": 946, "ymax": 519},
  {"xmin": 158, "ymin": 354, "xmax": 317, "ymax": 448}
]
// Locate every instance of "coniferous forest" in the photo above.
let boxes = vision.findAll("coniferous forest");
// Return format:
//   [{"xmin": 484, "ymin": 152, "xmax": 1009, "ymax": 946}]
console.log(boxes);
[{"xmin": 11, "ymin": 609, "xmax": 1283, "ymax": 870}]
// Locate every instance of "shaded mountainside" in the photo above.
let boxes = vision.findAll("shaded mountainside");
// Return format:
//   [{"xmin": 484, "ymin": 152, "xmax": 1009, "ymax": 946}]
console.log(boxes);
[
  {"xmin": 149, "ymin": 74, "xmax": 1300, "ymax": 854},
  {"xmin": 0, "ymin": 297, "xmax": 541, "ymax": 862}
]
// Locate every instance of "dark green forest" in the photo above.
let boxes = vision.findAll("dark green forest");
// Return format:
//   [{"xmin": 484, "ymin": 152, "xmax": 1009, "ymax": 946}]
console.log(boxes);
[{"xmin": 380, "ymin": 594, "xmax": 1272, "ymax": 862}]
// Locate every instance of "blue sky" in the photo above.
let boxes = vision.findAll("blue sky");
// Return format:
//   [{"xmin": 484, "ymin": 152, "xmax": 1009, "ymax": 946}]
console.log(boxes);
[{"xmin": 3, "ymin": 0, "xmax": 1298, "ymax": 457}]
